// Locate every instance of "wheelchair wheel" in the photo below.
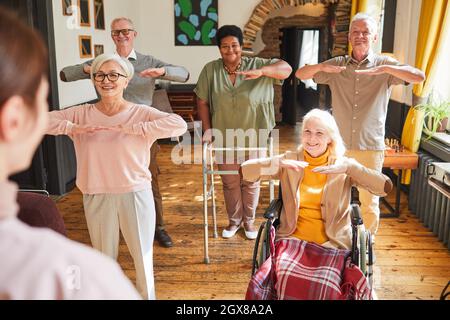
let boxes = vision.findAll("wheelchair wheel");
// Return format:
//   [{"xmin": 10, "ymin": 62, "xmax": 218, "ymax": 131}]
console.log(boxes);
[
  {"xmin": 251, "ymin": 220, "xmax": 273, "ymax": 275},
  {"xmin": 367, "ymin": 231, "xmax": 373, "ymax": 289},
  {"xmin": 251, "ymin": 222, "xmax": 266, "ymax": 275},
  {"xmin": 358, "ymin": 228, "xmax": 367, "ymax": 276}
]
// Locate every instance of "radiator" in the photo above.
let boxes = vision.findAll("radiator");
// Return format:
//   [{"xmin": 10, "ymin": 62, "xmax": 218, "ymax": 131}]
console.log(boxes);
[{"xmin": 409, "ymin": 150, "xmax": 450, "ymax": 250}]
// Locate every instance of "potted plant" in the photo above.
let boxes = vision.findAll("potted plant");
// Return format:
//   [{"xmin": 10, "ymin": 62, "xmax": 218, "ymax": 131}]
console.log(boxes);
[{"xmin": 414, "ymin": 95, "xmax": 450, "ymax": 138}]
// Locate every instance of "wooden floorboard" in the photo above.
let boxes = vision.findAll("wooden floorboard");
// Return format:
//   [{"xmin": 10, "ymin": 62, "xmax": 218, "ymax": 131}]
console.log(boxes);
[{"xmin": 55, "ymin": 124, "xmax": 450, "ymax": 300}]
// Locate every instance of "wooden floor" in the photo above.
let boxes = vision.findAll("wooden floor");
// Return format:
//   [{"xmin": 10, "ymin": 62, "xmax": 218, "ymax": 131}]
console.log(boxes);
[{"xmin": 56, "ymin": 124, "xmax": 450, "ymax": 300}]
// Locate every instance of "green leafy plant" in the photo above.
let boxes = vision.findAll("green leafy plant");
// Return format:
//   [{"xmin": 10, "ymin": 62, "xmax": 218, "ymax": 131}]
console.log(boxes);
[{"xmin": 414, "ymin": 95, "xmax": 450, "ymax": 138}]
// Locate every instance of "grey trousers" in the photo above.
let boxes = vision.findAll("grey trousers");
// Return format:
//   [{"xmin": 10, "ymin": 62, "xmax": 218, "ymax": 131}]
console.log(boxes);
[
  {"xmin": 83, "ymin": 189, "xmax": 156, "ymax": 300},
  {"xmin": 150, "ymin": 142, "xmax": 165, "ymax": 231}
]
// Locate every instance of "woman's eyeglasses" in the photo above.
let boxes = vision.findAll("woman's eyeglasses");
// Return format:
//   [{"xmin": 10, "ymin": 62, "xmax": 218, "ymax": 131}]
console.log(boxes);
[
  {"xmin": 93, "ymin": 72, "xmax": 127, "ymax": 82},
  {"xmin": 111, "ymin": 29, "xmax": 135, "ymax": 37}
]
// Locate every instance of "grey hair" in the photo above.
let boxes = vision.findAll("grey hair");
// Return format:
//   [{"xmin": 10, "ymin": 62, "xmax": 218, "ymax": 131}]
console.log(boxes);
[
  {"xmin": 90, "ymin": 53, "xmax": 135, "ymax": 80},
  {"xmin": 110, "ymin": 17, "xmax": 134, "ymax": 30},
  {"xmin": 350, "ymin": 12, "xmax": 378, "ymax": 35},
  {"xmin": 300, "ymin": 108, "xmax": 346, "ymax": 158}
]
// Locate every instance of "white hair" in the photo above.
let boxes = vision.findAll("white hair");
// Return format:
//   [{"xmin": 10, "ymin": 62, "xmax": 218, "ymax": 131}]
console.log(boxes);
[
  {"xmin": 110, "ymin": 17, "xmax": 134, "ymax": 30},
  {"xmin": 300, "ymin": 108, "xmax": 346, "ymax": 158},
  {"xmin": 90, "ymin": 53, "xmax": 134, "ymax": 80},
  {"xmin": 350, "ymin": 12, "xmax": 378, "ymax": 35}
]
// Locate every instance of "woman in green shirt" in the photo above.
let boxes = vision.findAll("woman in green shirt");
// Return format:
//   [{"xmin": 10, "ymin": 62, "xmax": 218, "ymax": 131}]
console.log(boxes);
[{"xmin": 194, "ymin": 25, "xmax": 291, "ymax": 240}]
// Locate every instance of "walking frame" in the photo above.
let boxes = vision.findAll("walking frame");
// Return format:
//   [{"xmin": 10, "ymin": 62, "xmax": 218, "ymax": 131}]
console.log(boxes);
[{"xmin": 201, "ymin": 137, "xmax": 275, "ymax": 264}]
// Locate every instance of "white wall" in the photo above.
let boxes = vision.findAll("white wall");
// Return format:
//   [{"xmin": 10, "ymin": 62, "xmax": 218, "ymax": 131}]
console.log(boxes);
[
  {"xmin": 134, "ymin": 0, "xmax": 261, "ymax": 84},
  {"xmin": 53, "ymin": 0, "xmax": 261, "ymax": 106},
  {"xmin": 390, "ymin": 0, "xmax": 422, "ymax": 104},
  {"xmin": 53, "ymin": 0, "xmax": 423, "ymax": 106},
  {"xmin": 52, "ymin": 0, "xmax": 140, "ymax": 108}
]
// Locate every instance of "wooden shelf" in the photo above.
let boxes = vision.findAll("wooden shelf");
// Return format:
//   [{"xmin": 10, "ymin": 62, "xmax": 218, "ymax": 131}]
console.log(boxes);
[{"xmin": 167, "ymin": 91, "xmax": 197, "ymax": 123}]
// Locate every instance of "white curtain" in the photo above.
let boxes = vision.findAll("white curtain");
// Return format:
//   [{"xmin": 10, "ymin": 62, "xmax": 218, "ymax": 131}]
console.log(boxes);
[{"xmin": 298, "ymin": 30, "xmax": 319, "ymax": 90}]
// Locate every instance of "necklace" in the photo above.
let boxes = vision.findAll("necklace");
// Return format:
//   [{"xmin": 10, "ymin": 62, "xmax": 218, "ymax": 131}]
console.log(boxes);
[{"xmin": 223, "ymin": 61, "xmax": 242, "ymax": 75}]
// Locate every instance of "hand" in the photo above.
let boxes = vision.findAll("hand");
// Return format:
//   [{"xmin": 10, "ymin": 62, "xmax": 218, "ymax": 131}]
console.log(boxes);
[
  {"xmin": 139, "ymin": 67, "xmax": 166, "ymax": 78},
  {"xmin": 72, "ymin": 124, "xmax": 109, "ymax": 134},
  {"xmin": 236, "ymin": 69, "xmax": 263, "ymax": 80},
  {"xmin": 355, "ymin": 66, "xmax": 387, "ymax": 76},
  {"xmin": 320, "ymin": 64, "xmax": 346, "ymax": 74},
  {"xmin": 279, "ymin": 158, "xmax": 309, "ymax": 171},
  {"xmin": 312, "ymin": 162, "xmax": 348, "ymax": 174},
  {"xmin": 83, "ymin": 64, "xmax": 91, "ymax": 75},
  {"xmin": 202, "ymin": 129, "xmax": 213, "ymax": 144}
]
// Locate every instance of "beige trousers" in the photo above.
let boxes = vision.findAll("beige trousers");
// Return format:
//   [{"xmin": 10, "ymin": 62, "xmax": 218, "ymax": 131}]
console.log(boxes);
[
  {"xmin": 345, "ymin": 150, "xmax": 384, "ymax": 235},
  {"xmin": 83, "ymin": 189, "xmax": 155, "ymax": 300},
  {"xmin": 217, "ymin": 163, "xmax": 260, "ymax": 226}
]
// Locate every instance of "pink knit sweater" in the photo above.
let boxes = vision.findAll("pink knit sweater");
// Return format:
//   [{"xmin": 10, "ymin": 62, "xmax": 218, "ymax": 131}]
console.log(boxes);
[{"xmin": 46, "ymin": 104, "xmax": 187, "ymax": 194}]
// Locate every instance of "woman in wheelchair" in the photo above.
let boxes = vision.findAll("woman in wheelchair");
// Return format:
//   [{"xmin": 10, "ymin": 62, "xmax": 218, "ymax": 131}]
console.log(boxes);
[{"xmin": 241, "ymin": 109, "xmax": 393, "ymax": 300}]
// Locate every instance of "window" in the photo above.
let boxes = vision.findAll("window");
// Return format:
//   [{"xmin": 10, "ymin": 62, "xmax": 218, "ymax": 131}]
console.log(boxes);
[{"xmin": 298, "ymin": 30, "xmax": 319, "ymax": 90}]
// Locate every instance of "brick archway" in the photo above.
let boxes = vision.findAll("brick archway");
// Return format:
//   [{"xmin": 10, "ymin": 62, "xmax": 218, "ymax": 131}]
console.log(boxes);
[{"xmin": 242, "ymin": 0, "xmax": 352, "ymax": 57}]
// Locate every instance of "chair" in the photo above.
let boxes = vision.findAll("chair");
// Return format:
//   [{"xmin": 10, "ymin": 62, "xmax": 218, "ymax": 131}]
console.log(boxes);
[{"xmin": 16, "ymin": 190, "xmax": 66, "ymax": 236}]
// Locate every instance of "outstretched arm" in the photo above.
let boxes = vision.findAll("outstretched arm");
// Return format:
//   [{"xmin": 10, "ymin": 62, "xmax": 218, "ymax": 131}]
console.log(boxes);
[
  {"xmin": 60, "ymin": 60, "xmax": 93, "ymax": 82},
  {"xmin": 355, "ymin": 64, "xmax": 425, "ymax": 83},
  {"xmin": 237, "ymin": 60, "xmax": 292, "ymax": 80},
  {"xmin": 113, "ymin": 109, "xmax": 187, "ymax": 140},
  {"xmin": 46, "ymin": 109, "xmax": 107, "ymax": 136},
  {"xmin": 241, "ymin": 153, "xmax": 307, "ymax": 182},
  {"xmin": 295, "ymin": 63, "xmax": 346, "ymax": 80},
  {"xmin": 140, "ymin": 56, "xmax": 190, "ymax": 83},
  {"xmin": 313, "ymin": 158, "xmax": 392, "ymax": 196}
]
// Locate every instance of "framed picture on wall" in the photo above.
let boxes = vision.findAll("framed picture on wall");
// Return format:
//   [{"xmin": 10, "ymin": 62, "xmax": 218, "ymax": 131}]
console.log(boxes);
[
  {"xmin": 94, "ymin": 0, "xmax": 105, "ymax": 30},
  {"xmin": 78, "ymin": 0, "xmax": 90, "ymax": 27},
  {"xmin": 94, "ymin": 44, "xmax": 104, "ymax": 57},
  {"xmin": 62, "ymin": 0, "xmax": 72, "ymax": 16},
  {"xmin": 79, "ymin": 35, "xmax": 92, "ymax": 58},
  {"xmin": 174, "ymin": 0, "xmax": 218, "ymax": 46}
]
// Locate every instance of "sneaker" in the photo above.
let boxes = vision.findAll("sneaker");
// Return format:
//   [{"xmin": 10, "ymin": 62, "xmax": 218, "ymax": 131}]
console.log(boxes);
[
  {"xmin": 222, "ymin": 224, "xmax": 240, "ymax": 238},
  {"xmin": 243, "ymin": 222, "xmax": 258, "ymax": 240}
]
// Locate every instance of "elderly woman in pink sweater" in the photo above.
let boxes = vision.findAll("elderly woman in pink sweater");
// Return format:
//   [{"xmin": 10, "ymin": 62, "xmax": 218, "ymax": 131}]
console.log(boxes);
[{"xmin": 46, "ymin": 53, "xmax": 187, "ymax": 299}]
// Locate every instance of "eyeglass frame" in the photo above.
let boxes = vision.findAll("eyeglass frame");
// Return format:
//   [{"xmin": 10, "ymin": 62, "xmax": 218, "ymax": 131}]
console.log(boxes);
[
  {"xmin": 349, "ymin": 30, "xmax": 373, "ymax": 38},
  {"xmin": 93, "ymin": 72, "xmax": 128, "ymax": 82},
  {"xmin": 111, "ymin": 28, "xmax": 135, "ymax": 37}
]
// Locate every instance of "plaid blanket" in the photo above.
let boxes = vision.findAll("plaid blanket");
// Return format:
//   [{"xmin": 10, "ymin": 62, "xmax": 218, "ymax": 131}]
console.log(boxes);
[{"xmin": 246, "ymin": 227, "xmax": 372, "ymax": 300}]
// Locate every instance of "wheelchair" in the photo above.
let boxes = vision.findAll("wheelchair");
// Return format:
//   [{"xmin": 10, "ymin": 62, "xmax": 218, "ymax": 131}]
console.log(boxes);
[{"xmin": 251, "ymin": 187, "xmax": 374, "ymax": 291}]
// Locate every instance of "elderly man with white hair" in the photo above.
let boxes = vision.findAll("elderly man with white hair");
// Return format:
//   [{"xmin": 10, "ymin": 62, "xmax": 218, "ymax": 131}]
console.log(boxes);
[
  {"xmin": 295, "ymin": 12, "xmax": 425, "ymax": 237},
  {"xmin": 46, "ymin": 53, "xmax": 188, "ymax": 300}
]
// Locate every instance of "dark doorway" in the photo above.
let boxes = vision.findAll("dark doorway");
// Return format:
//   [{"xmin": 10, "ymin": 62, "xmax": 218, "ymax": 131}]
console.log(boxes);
[
  {"xmin": 1, "ymin": 0, "xmax": 76, "ymax": 194},
  {"xmin": 280, "ymin": 27, "xmax": 326, "ymax": 125}
]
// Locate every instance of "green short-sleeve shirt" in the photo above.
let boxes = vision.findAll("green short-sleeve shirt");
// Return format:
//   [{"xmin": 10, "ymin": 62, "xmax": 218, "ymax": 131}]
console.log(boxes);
[{"xmin": 194, "ymin": 56, "xmax": 282, "ymax": 148}]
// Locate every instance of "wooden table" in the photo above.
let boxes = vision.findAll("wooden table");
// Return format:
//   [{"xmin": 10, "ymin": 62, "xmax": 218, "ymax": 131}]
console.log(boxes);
[{"xmin": 381, "ymin": 149, "xmax": 418, "ymax": 218}]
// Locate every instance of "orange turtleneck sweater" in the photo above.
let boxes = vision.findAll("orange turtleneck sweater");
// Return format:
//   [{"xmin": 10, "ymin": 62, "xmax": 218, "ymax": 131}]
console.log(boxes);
[{"xmin": 292, "ymin": 149, "xmax": 329, "ymax": 244}]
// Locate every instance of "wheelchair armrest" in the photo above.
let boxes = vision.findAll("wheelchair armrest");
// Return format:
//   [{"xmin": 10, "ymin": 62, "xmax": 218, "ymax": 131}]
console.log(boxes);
[
  {"xmin": 19, "ymin": 189, "xmax": 50, "ymax": 196},
  {"xmin": 263, "ymin": 199, "xmax": 282, "ymax": 220},
  {"xmin": 351, "ymin": 203, "xmax": 364, "ymax": 226}
]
